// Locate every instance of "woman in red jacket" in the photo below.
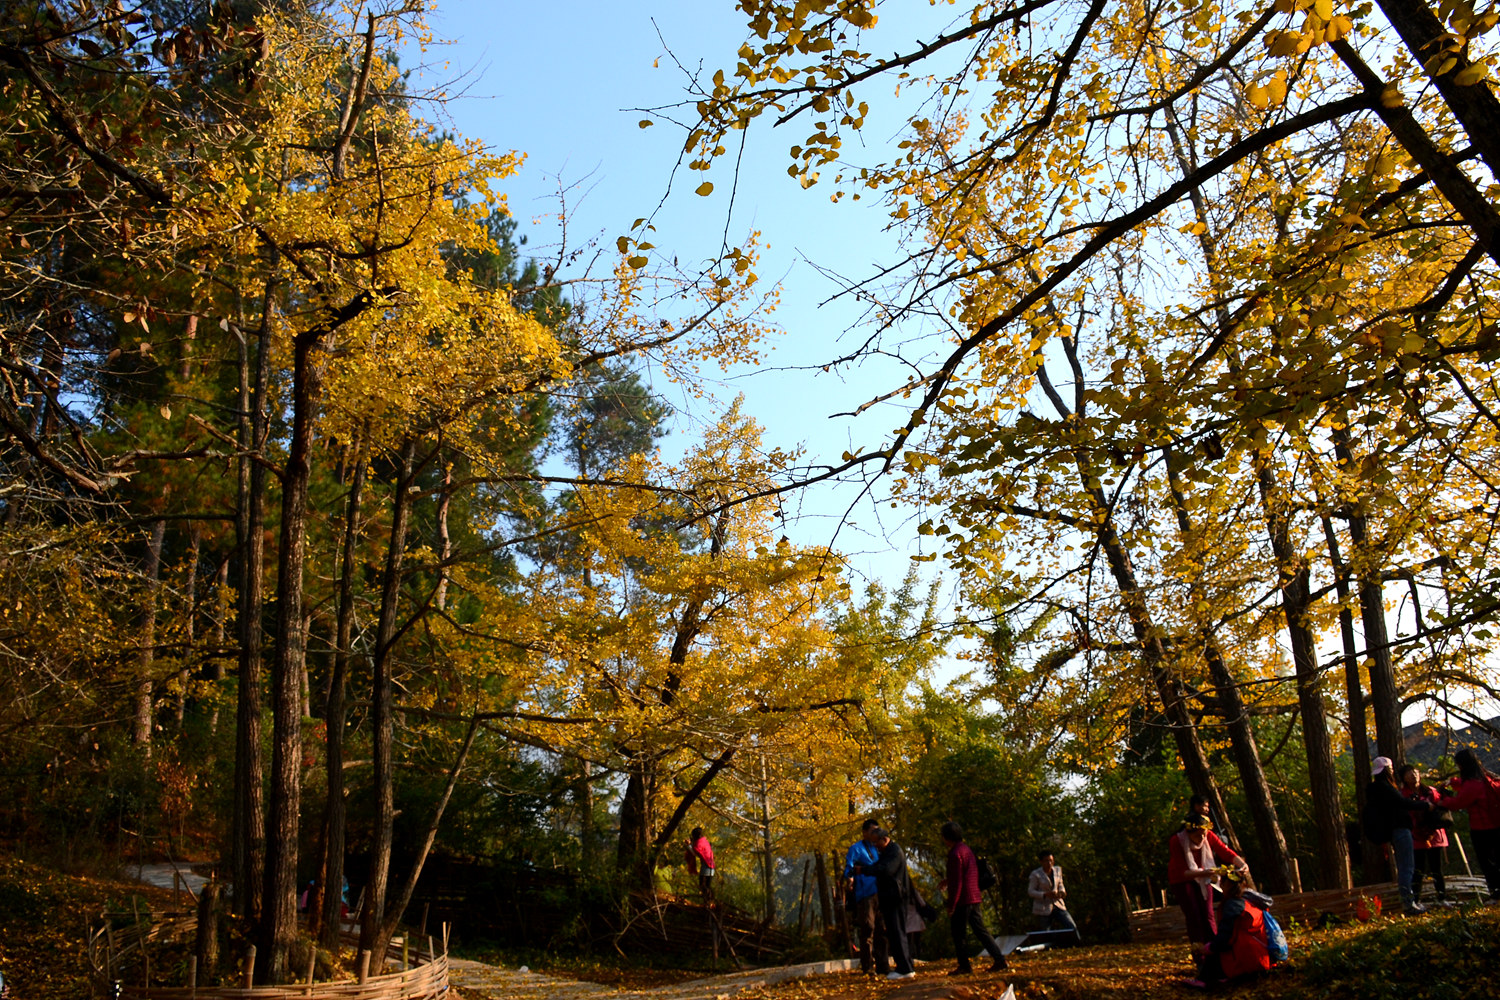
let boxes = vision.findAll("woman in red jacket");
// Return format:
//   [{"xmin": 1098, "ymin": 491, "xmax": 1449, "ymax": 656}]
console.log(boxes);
[
  {"xmin": 1400, "ymin": 763, "xmax": 1450, "ymax": 905},
  {"xmin": 1190, "ymin": 867, "xmax": 1269, "ymax": 988},
  {"xmin": 685, "ymin": 827, "xmax": 716, "ymax": 903},
  {"xmin": 1434, "ymin": 748, "xmax": 1500, "ymax": 902},
  {"xmin": 1169, "ymin": 814, "xmax": 1250, "ymax": 943}
]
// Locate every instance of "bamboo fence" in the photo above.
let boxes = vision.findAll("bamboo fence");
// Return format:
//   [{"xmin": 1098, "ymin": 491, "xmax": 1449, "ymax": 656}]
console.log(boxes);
[{"xmin": 87, "ymin": 911, "xmax": 450, "ymax": 999}]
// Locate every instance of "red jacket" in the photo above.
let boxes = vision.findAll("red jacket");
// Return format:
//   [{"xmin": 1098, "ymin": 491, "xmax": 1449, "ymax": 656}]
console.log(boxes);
[
  {"xmin": 1168, "ymin": 829, "xmax": 1241, "ymax": 884},
  {"xmin": 686, "ymin": 836, "xmax": 715, "ymax": 873},
  {"xmin": 1214, "ymin": 898, "xmax": 1270, "ymax": 980},
  {"xmin": 945, "ymin": 841, "xmax": 982, "ymax": 912},
  {"xmin": 1436, "ymin": 775, "xmax": 1500, "ymax": 831}
]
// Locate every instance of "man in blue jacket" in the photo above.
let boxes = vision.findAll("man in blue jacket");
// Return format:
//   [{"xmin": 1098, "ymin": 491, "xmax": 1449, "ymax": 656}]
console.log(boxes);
[{"xmin": 844, "ymin": 819, "xmax": 887, "ymax": 974}]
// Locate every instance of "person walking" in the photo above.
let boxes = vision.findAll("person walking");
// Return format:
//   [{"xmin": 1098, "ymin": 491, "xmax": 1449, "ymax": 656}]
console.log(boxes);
[
  {"xmin": 853, "ymin": 828, "xmax": 917, "ymax": 980},
  {"xmin": 1168, "ymin": 813, "xmax": 1249, "ymax": 943},
  {"xmin": 685, "ymin": 827, "xmax": 716, "ymax": 904},
  {"xmin": 1363, "ymin": 756, "xmax": 1433, "ymax": 914},
  {"xmin": 1028, "ymin": 850, "xmax": 1078, "ymax": 936},
  {"xmin": 1400, "ymin": 763, "xmax": 1450, "ymax": 905},
  {"xmin": 1434, "ymin": 747, "xmax": 1500, "ymax": 902},
  {"xmin": 843, "ymin": 819, "xmax": 888, "ymax": 975},
  {"xmin": 938, "ymin": 822, "xmax": 1007, "ymax": 975}
]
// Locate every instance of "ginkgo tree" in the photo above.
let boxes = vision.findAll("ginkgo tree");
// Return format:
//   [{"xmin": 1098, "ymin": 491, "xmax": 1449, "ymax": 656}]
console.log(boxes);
[{"xmin": 667, "ymin": 0, "xmax": 1500, "ymax": 892}]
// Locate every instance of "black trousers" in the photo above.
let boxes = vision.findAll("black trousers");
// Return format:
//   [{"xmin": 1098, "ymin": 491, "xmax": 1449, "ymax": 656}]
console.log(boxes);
[
  {"xmin": 1473, "ymin": 827, "xmax": 1500, "ymax": 899},
  {"xmin": 879, "ymin": 895, "xmax": 912, "ymax": 974},
  {"xmin": 1412, "ymin": 846, "xmax": 1446, "ymax": 898},
  {"xmin": 949, "ymin": 901, "xmax": 1003, "ymax": 969}
]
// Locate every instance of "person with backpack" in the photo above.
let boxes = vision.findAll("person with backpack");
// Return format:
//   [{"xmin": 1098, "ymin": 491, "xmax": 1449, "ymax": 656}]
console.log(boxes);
[
  {"xmin": 1400, "ymin": 763, "xmax": 1451, "ymax": 905},
  {"xmin": 937, "ymin": 821, "xmax": 1008, "ymax": 975},
  {"xmin": 1363, "ymin": 756, "xmax": 1433, "ymax": 914},
  {"xmin": 1188, "ymin": 867, "xmax": 1270, "ymax": 988},
  {"xmin": 1028, "ymin": 849, "xmax": 1077, "ymax": 936},
  {"xmin": 1169, "ymin": 813, "xmax": 1249, "ymax": 943},
  {"xmin": 1434, "ymin": 748, "xmax": 1500, "ymax": 902}
]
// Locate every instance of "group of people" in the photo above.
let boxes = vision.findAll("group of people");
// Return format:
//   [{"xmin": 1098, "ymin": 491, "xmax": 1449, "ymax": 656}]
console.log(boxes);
[
  {"xmin": 679, "ymin": 748, "xmax": 1499, "ymax": 988},
  {"xmin": 1166, "ymin": 796, "xmax": 1272, "ymax": 988},
  {"xmin": 841, "ymin": 819, "xmax": 1076, "ymax": 979},
  {"xmin": 1363, "ymin": 748, "xmax": 1500, "ymax": 913},
  {"xmin": 1167, "ymin": 746, "xmax": 1500, "ymax": 989}
]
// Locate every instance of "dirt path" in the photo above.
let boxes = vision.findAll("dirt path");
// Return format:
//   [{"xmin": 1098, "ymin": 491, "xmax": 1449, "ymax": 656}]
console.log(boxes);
[{"xmin": 450, "ymin": 959, "xmax": 1017, "ymax": 1000}]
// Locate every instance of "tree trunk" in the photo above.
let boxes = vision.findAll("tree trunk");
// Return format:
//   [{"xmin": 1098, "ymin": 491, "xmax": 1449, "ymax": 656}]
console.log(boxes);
[
  {"xmin": 232, "ymin": 304, "xmax": 270, "ymax": 922},
  {"xmin": 176, "ymin": 523, "xmax": 201, "ymax": 729},
  {"xmin": 359, "ymin": 438, "xmax": 419, "ymax": 959},
  {"xmin": 1323, "ymin": 517, "xmax": 1387, "ymax": 884},
  {"xmin": 371, "ymin": 718, "xmax": 480, "ymax": 960},
  {"xmin": 195, "ymin": 882, "xmax": 221, "ymax": 979},
  {"xmin": 616, "ymin": 763, "xmax": 656, "ymax": 887},
  {"xmin": 616, "ymin": 510, "xmax": 732, "ymax": 888},
  {"xmin": 134, "ymin": 519, "xmax": 166, "ymax": 751},
  {"xmin": 321, "ymin": 433, "xmax": 367, "ymax": 951},
  {"xmin": 1257, "ymin": 459, "xmax": 1351, "ymax": 890},
  {"xmin": 434, "ymin": 457, "xmax": 452, "ymax": 612},
  {"xmin": 814, "ymin": 849, "xmax": 832, "ymax": 932},
  {"xmin": 1165, "ymin": 459, "xmax": 1292, "ymax": 893},
  {"xmin": 210, "ymin": 557, "xmax": 228, "ymax": 734},
  {"xmin": 1332, "ymin": 431, "xmax": 1404, "ymax": 764},
  {"xmin": 1034, "ymin": 354, "xmax": 1234, "ymax": 834},
  {"xmin": 576, "ymin": 758, "xmax": 595, "ymax": 871},
  {"xmin": 759, "ymin": 754, "xmax": 775, "ymax": 925},
  {"xmin": 260, "ymin": 329, "xmax": 324, "ymax": 983},
  {"xmin": 1376, "ymin": 0, "xmax": 1500, "ymax": 184}
]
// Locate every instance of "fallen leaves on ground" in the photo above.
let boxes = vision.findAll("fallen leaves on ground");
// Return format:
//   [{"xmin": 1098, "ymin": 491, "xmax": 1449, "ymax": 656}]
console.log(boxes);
[{"xmin": 0, "ymin": 855, "xmax": 183, "ymax": 999}]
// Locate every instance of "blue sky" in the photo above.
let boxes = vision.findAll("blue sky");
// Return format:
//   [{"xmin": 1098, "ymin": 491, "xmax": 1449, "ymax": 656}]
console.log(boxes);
[{"xmin": 409, "ymin": 1, "xmax": 963, "ymax": 595}]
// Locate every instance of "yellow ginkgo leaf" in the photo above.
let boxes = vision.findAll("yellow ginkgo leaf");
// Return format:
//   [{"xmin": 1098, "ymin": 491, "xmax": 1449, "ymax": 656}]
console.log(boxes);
[
  {"xmin": 696, "ymin": 181, "xmax": 715, "ymax": 196},
  {"xmin": 1454, "ymin": 62, "xmax": 1489, "ymax": 86}
]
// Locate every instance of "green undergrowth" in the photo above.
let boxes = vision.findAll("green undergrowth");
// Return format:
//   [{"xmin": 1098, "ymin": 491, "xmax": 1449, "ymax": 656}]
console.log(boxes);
[{"xmin": 1283, "ymin": 906, "xmax": 1500, "ymax": 1000}]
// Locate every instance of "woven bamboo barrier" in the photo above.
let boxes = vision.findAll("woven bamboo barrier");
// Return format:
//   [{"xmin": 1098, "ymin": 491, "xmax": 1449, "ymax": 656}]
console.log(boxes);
[
  {"xmin": 87, "ymin": 911, "xmax": 450, "ymax": 999},
  {"xmin": 1126, "ymin": 875, "xmax": 1490, "ymax": 943}
]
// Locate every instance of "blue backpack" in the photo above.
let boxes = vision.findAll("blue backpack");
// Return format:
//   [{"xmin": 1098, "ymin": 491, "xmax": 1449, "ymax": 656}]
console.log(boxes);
[{"xmin": 1262, "ymin": 909, "xmax": 1288, "ymax": 964}]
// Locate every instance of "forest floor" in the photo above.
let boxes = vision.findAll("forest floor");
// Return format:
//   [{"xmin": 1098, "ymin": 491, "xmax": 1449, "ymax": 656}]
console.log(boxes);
[
  {"xmin": 2, "ymin": 855, "xmax": 1495, "ymax": 1000},
  {"xmin": 461, "ymin": 905, "xmax": 1500, "ymax": 1000}
]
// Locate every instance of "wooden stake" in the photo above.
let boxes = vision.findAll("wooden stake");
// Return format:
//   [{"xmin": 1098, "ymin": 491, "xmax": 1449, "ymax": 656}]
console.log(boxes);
[
  {"xmin": 357, "ymin": 948, "xmax": 371, "ymax": 984},
  {"xmin": 243, "ymin": 944, "xmax": 256, "ymax": 988}
]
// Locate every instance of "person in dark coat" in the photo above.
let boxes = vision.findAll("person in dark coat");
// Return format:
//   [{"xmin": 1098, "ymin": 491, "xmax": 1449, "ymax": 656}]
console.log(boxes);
[
  {"xmin": 853, "ymin": 828, "xmax": 917, "ymax": 980},
  {"xmin": 844, "ymin": 818, "xmax": 888, "ymax": 974},
  {"xmin": 1364, "ymin": 756, "xmax": 1433, "ymax": 914},
  {"xmin": 938, "ymin": 821, "xmax": 1007, "ymax": 974}
]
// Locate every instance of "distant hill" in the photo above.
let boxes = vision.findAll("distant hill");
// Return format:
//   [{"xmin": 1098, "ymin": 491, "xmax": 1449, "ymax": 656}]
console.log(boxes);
[{"xmin": 1375, "ymin": 715, "xmax": 1500, "ymax": 773}]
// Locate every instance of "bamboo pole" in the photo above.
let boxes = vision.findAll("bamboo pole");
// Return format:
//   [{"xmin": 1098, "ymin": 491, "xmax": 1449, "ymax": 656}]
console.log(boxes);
[{"xmin": 243, "ymin": 944, "xmax": 256, "ymax": 988}]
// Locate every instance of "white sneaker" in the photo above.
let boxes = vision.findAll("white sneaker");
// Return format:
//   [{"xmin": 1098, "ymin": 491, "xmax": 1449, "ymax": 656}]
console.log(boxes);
[{"xmin": 886, "ymin": 972, "xmax": 916, "ymax": 980}]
